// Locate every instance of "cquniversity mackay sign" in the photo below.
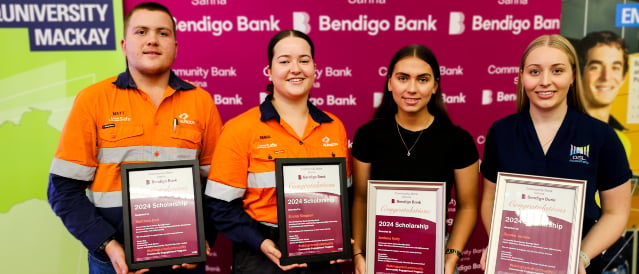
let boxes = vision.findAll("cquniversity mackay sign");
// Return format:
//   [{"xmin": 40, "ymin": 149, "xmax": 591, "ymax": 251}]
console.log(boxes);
[{"xmin": 0, "ymin": 0, "xmax": 115, "ymax": 51}]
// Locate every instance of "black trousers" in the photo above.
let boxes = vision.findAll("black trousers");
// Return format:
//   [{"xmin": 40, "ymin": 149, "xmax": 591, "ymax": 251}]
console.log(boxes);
[{"xmin": 587, "ymin": 255, "xmax": 605, "ymax": 274}]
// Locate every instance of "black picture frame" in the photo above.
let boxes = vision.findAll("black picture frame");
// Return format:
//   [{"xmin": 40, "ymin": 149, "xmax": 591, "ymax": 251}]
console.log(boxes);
[
  {"xmin": 120, "ymin": 160, "xmax": 206, "ymax": 270},
  {"xmin": 275, "ymin": 157, "xmax": 352, "ymax": 265}
]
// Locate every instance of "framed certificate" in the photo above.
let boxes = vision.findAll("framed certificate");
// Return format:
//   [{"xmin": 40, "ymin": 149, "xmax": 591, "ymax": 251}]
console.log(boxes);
[
  {"xmin": 120, "ymin": 160, "xmax": 206, "ymax": 270},
  {"xmin": 485, "ymin": 172, "xmax": 587, "ymax": 273},
  {"xmin": 366, "ymin": 180, "xmax": 446, "ymax": 274},
  {"xmin": 275, "ymin": 157, "xmax": 352, "ymax": 265}
]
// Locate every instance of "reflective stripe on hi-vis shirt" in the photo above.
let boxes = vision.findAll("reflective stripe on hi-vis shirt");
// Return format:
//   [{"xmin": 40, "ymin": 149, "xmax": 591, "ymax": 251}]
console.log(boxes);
[
  {"xmin": 200, "ymin": 165, "xmax": 211, "ymax": 178},
  {"xmin": 247, "ymin": 172, "xmax": 275, "ymax": 188},
  {"xmin": 50, "ymin": 158, "xmax": 97, "ymax": 181},
  {"xmin": 97, "ymin": 146, "xmax": 199, "ymax": 163},
  {"xmin": 205, "ymin": 179, "xmax": 246, "ymax": 202},
  {"xmin": 87, "ymin": 190, "xmax": 122, "ymax": 208}
]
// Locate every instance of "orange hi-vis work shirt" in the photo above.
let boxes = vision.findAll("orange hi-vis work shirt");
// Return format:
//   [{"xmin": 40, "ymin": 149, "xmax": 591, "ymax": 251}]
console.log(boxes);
[
  {"xmin": 51, "ymin": 71, "xmax": 223, "ymax": 209},
  {"xmin": 205, "ymin": 96, "xmax": 352, "ymax": 225}
]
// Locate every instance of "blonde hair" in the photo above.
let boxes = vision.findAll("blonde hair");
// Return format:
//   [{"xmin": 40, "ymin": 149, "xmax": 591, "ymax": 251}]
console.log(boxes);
[{"xmin": 516, "ymin": 34, "xmax": 585, "ymax": 113}]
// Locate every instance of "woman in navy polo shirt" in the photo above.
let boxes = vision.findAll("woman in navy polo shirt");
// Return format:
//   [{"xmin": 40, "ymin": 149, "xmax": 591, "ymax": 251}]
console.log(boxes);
[{"xmin": 480, "ymin": 34, "xmax": 632, "ymax": 274}]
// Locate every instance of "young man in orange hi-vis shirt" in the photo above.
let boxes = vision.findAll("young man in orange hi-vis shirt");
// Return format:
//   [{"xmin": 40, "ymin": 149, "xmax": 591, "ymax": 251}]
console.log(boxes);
[{"xmin": 47, "ymin": 2, "xmax": 222, "ymax": 274}]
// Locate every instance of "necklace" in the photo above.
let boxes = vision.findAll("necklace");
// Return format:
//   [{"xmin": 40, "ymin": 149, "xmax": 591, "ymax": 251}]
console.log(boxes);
[
  {"xmin": 396, "ymin": 122, "xmax": 424, "ymax": 156},
  {"xmin": 535, "ymin": 122, "xmax": 561, "ymax": 155},
  {"xmin": 539, "ymin": 130, "xmax": 558, "ymax": 154}
]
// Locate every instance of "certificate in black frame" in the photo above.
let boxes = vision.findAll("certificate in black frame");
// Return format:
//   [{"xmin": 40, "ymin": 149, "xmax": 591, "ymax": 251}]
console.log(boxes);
[
  {"xmin": 120, "ymin": 160, "xmax": 206, "ymax": 270},
  {"xmin": 275, "ymin": 157, "xmax": 352, "ymax": 266}
]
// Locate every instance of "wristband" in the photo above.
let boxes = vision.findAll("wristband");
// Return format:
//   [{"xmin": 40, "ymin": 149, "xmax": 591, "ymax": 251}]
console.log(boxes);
[
  {"xmin": 97, "ymin": 236, "xmax": 114, "ymax": 254},
  {"xmin": 445, "ymin": 248, "xmax": 462, "ymax": 259},
  {"xmin": 579, "ymin": 251, "xmax": 590, "ymax": 268},
  {"xmin": 353, "ymin": 252, "xmax": 365, "ymax": 258}
]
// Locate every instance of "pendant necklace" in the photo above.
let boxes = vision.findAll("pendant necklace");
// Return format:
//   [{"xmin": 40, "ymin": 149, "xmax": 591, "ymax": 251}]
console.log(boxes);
[{"xmin": 396, "ymin": 122, "xmax": 425, "ymax": 157}]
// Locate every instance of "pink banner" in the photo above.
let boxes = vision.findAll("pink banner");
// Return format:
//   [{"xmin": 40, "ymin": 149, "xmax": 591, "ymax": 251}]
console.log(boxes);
[
  {"xmin": 121, "ymin": 1, "xmax": 561, "ymax": 273},
  {"xmin": 122, "ymin": 1, "xmax": 560, "ymax": 138}
]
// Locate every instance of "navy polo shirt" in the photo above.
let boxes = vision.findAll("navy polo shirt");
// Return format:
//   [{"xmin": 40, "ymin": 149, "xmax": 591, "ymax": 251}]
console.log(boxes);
[{"xmin": 481, "ymin": 107, "xmax": 631, "ymax": 234}]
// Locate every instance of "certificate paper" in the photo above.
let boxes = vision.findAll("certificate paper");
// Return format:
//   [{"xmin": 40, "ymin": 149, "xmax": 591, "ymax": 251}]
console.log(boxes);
[
  {"xmin": 366, "ymin": 181, "xmax": 446, "ymax": 274},
  {"xmin": 275, "ymin": 158, "xmax": 351, "ymax": 265},
  {"xmin": 121, "ymin": 160, "xmax": 206, "ymax": 269},
  {"xmin": 485, "ymin": 172, "xmax": 586, "ymax": 274}
]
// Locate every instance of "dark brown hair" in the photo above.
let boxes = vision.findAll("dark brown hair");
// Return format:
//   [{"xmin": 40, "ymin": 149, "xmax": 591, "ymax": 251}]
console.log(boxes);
[
  {"xmin": 265, "ymin": 29, "xmax": 315, "ymax": 92},
  {"xmin": 374, "ymin": 44, "xmax": 451, "ymax": 124}
]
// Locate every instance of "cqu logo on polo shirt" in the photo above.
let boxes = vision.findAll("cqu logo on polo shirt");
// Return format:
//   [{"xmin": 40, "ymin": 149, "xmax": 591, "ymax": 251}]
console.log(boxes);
[{"xmin": 568, "ymin": 144, "xmax": 590, "ymax": 165}]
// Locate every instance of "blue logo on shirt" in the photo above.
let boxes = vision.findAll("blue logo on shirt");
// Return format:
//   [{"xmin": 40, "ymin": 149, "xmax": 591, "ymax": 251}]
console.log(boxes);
[{"xmin": 569, "ymin": 144, "xmax": 590, "ymax": 164}]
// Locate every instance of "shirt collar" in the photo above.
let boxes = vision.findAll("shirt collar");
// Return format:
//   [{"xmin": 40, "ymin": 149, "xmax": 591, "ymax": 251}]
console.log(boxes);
[
  {"xmin": 112, "ymin": 68, "xmax": 197, "ymax": 91},
  {"xmin": 259, "ymin": 93, "xmax": 333, "ymax": 123},
  {"xmin": 608, "ymin": 115, "xmax": 626, "ymax": 131}
]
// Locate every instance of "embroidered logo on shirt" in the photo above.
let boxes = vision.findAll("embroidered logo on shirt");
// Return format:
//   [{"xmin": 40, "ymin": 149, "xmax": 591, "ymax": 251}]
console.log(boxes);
[
  {"xmin": 178, "ymin": 113, "xmax": 195, "ymax": 124},
  {"xmin": 108, "ymin": 111, "xmax": 129, "ymax": 122},
  {"xmin": 568, "ymin": 144, "xmax": 590, "ymax": 165},
  {"xmin": 108, "ymin": 116, "xmax": 131, "ymax": 122},
  {"xmin": 256, "ymin": 143, "xmax": 278, "ymax": 149},
  {"xmin": 322, "ymin": 136, "xmax": 339, "ymax": 147}
]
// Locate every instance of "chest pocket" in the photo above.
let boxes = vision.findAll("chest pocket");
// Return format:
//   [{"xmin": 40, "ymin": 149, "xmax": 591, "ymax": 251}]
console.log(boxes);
[
  {"xmin": 170, "ymin": 126, "xmax": 202, "ymax": 145},
  {"xmin": 249, "ymin": 146, "xmax": 283, "ymax": 174},
  {"xmin": 98, "ymin": 125, "xmax": 143, "ymax": 145},
  {"xmin": 251, "ymin": 147, "xmax": 277, "ymax": 162}
]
